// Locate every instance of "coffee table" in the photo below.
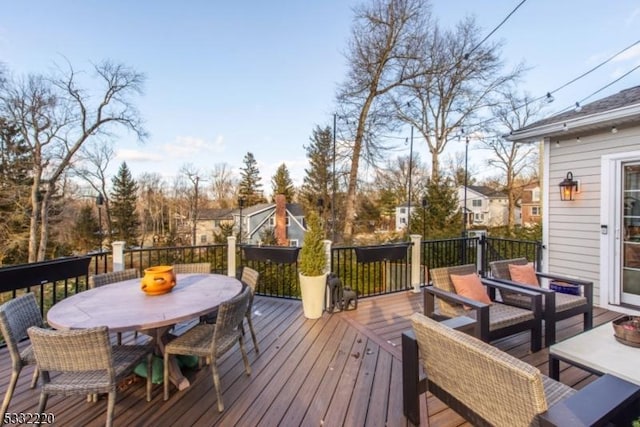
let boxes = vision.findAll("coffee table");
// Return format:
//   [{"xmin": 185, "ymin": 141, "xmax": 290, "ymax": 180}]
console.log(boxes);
[{"xmin": 549, "ymin": 320, "xmax": 640, "ymax": 385}]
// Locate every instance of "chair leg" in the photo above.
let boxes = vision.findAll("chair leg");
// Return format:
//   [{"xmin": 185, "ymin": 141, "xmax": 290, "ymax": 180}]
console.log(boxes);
[
  {"xmin": 30, "ymin": 367, "xmax": 39, "ymax": 389},
  {"xmin": 239, "ymin": 336, "xmax": 251, "ymax": 376},
  {"xmin": 1, "ymin": 370, "xmax": 20, "ymax": 425},
  {"xmin": 106, "ymin": 391, "xmax": 115, "ymax": 427},
  {"xmin": 246, "ymin": 315, "xmax": 259, "ymax": 354},
  {"xmin": 146, "ymin": 354, "xmax": 152, "ymax": 402},
  {"xmin": 163, "ymin": 353, "xmax": 170, "ymax": 401},
  {"xmin": 117, "ymin": 332, "xmax": 122, "ymax": 345},
  {"xmin": 212, "ymin": 362, "xmax": 224, "ymax": 412},
  {"xmin": 36, "ymin": 392, "xmax": 48, "ymax": 422}
]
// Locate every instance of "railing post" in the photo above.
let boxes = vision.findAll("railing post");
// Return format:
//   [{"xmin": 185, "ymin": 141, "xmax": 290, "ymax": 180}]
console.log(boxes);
[
  {"xmin": 112, "ymin": 241, "xmax": 125, "ymax": 272},
  {"xmin": 478, "ymin": 235, "xmax": 486, "ymax": 276},
  {"xmin": 323, "ymin": 240, "xmax": 332, "ymax": 310},
  {"xmin": 227, "ymin": 236, "xmax": 237, "ymax": 277},
  {"xmin": 410, "ymin": 234, "xmax": 422, "ymax": 293},
  {"xmin": 323, "ymin": 240, "xmax": 332, "ymax": 274}
]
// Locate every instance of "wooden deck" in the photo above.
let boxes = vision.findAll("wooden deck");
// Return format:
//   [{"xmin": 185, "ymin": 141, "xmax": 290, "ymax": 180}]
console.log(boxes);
[{"xmin": 0, "ymin": 292, "xmax": 623, "ymax": 426}]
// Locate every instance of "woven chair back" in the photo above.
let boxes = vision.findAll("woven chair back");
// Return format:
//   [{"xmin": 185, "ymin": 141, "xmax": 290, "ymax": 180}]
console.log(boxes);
[
  {"xmin": 212, "ymin": 286, "xmax": 250, "ymax": 355},
  {"xmin": 89, "ymin": 268, "xmax": 140, "ymax": 288},
  {"xmin": 172, "ymin": 263, "xmax": 211, "ymax": 274},
  {"xmin": 489, "ymin": 257, "xmax": 529, "ymax": 281},
  {"xmin": 28, "ymin": 326, "xmax": 114, "ymax": 376},
  {"xmin": 240, "ymin": 267, "xmax": 259, "ymax": 292},
  {"xmin": 411, "ymin": 313, "xmax": 548, "ymax": 427},
  {"xmin": 429, "ymin": 264, "xmax": 477, "ymax": 318},
  {"xmin": 0, "ymin": 293, "xmax": 43, "ymax": 361}
]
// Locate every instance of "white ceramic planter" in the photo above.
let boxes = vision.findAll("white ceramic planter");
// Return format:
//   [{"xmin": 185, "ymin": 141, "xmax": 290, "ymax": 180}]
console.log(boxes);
[{"xmin": 299, "ymin": 273, "xmax": 327, "ymax": 319}]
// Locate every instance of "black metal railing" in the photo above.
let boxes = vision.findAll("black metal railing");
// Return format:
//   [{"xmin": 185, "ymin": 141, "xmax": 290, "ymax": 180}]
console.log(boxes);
[
  {"xmin": 332, "ymin": 243, "xmax": 412, "ymax": 298},
  {"xmin": 0, "ymin": 237, "xmax": 544, "ymax": 317},
  {"xmin": 480, "ymin": 236, "xmax": 543, "ymax": 275}
]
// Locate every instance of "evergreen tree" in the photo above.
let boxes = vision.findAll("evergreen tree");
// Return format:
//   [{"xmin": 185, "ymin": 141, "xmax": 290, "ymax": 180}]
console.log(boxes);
[
  {"xmin": 238, "ymin": 152, "xmax": 265, "ymax": 206},
  {"xmin": 300, "ymin": 126, "xmax": 332, "ymax": 232},
  {"xmin": 110, "ymin": 162, "xmax": 140, "ymax": 246},
  {"xmin": 0, "ymin": 118, "xmax": 32, "ymax": 263},
  {"xmin": 410, "ymin": 175, "xmax": 462, "ymax": 239},
  {"xmin": 73, "ymin": 204, "xmax": 100, "ymax": 253},
  {"xmin": 271, "ymin": 163, "xmax": 295, "ymax": 202},
  {"xmin": 258, "ymin": 227, "xmax": 277, "ymax": 245}
]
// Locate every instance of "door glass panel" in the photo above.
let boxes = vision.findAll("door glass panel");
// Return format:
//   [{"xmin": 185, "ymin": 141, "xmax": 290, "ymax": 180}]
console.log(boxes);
[{"xmin": 622, "ymin": 163, "xmax": 640, "ymax": 305}]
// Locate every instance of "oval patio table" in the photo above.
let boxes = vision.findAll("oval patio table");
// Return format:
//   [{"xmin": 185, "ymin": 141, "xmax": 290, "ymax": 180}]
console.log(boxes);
[{"xmin": 47, "ymin": 273, "xmax": 242, "ymax": 390}]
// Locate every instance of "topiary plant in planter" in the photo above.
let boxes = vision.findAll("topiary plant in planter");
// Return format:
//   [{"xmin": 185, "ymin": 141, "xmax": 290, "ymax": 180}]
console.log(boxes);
[{"xmin": 298, "ymin": 210, "xmax": 327, "ymax": 319}]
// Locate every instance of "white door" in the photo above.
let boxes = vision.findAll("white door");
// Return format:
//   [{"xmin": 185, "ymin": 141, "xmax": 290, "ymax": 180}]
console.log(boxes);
[{"xmin": 621, "ymin": 162, "xmax": 640, "ymax": 306}]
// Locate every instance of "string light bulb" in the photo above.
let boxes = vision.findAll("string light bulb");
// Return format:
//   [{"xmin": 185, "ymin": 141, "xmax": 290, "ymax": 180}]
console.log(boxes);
[
  {"xmin": 574, "ymin": 102, "xmax": 582, "ymax": 112},
  {"xmin": 611, "ymin": 126, "xmax": 618, "ymax": 134},
  {"xmin": 546, "ymin": 92, "xmax": 555, "ymax": 103},
  {"xmin": 563, "ymin": 123, "xmax": 568, "ymax": 132}
]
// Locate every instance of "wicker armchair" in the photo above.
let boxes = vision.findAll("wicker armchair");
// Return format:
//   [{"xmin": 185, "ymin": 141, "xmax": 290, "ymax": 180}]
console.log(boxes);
[
  {"xmin": 163, "ymin": 286, "xmax": 252, "ymax": 412},
  {"xmin": 407, "ymin": 313, "xmax": 640, "ymax": 427},
  {"xmin": 489, "ymin": 258, "xmax": 593, "ymax": 346},
  {"xmin": 27, "ymin": 326, "xmax": 153, "ymax": 427},
  {"xmin": 89, "ymin": 269, "xmax": 140, "ymax": 345},
  {"xmin": 0, "ymin": 294, "xmax": 42, "ymax": 425},
  {"xmin": 426, "ymin": 264, "xmax": 543, "ymax": 352},
  {"xmin": 172, "ymin": 263, "xmax": 211, "ymax": 274}
]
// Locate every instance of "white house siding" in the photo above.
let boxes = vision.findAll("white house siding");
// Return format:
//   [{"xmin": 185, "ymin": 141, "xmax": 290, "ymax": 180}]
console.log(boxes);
[{"xmin": 545, "ymin": 126, "xmax": 640, "ymax": 307}]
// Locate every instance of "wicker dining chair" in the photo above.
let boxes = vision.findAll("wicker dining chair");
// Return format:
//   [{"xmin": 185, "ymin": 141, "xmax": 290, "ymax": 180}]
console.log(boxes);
[
  {"xmin": 89, "ymin": 269, "xmax": 140, "ymax": 345},
  {"xmin": 238, "ymin": 266, "xmax": 260, "ymax": 354},
  {"xmin": 163, "ymin": 286, "xmax": 252, "ymax": 412},
  {"xmin": 200, "ymin": 266, "xmax": 260, "ymax": 354},
  {"xmin": 426, "ymin": 264, "xmax": 543, "ymax": 352},
  {"xmin": 489, "ymin": 258, "xmax": 593, "ymax": 346},
  {"xmin": 27, "ymin": 326, "xmax": 153, "ymax": 427},
  {"xmin": 172, "ymin": 263, "xmax": 211, "ymax": 274},
  {"xmin": 0, "ymin": 294, "xmax": 42, "ymax": 426}
]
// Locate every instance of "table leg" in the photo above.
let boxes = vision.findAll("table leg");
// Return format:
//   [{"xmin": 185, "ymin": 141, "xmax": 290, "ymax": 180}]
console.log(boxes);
[
  {"xmin": 549, "ymin": 353, "xmax": 560, "ymax": 381},
  {"xmin": 142, "ymin": 327, "xmax": 190, "ymax": 391}
]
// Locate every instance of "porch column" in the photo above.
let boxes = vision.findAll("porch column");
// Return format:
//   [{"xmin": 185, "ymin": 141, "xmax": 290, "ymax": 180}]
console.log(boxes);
[
  {"xmin": 112, "ymin": 241, "xmax": 125, "ymax": 272},
  {"xmin": 227, "ymin": 236, "xmax": 237, "ymax": 277},
  {"xmin": 410, "ymin": 234, "xmax": 422, "ymax": 293}
]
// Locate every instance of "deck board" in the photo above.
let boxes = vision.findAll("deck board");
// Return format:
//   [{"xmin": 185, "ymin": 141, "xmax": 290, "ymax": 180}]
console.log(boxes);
[{"xmin": 0, "ymin": 291, "xmax": 625, "ymax": 426}]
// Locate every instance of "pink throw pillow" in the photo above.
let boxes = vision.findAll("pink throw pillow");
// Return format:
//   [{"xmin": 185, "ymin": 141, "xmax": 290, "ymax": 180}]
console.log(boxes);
[
  {"xmin": 508, "ymin": 263, "xmax": 539, "ymax": 287},
  {"xmin": 450, "ymin": 273, "xmax": 492, "ymax": 308}
]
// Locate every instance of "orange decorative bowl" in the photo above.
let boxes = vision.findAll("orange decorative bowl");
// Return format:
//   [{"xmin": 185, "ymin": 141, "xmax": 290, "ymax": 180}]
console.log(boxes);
[{"xmin": 141, "ymin": 265, "xmax": 176, "ymax": 295}]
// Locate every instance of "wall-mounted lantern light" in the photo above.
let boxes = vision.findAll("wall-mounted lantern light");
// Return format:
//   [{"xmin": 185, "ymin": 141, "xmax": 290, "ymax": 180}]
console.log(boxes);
[{"xmin": 559, "ymin": 172, "xmax": 579, "ymax": 201}]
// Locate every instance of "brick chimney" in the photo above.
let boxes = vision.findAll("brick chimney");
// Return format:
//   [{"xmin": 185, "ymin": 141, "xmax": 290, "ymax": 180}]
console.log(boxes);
[{"xmin": 274, "ymin": 194, "xmax": 288, "ymax": 246}]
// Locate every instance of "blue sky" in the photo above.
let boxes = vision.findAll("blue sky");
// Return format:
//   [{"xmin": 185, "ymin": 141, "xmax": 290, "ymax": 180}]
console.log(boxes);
[{"xmin": 2, "ymin": 1, "xmax": 639, "ymax": 190}]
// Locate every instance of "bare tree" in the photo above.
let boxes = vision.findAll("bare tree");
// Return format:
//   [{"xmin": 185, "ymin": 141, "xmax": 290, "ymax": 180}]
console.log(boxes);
[
  {"xmin": 209, "ymin": 162, "xmax": 237, "ymax": 208},
  {"xmin": 480, "ymin": 89, "xmax": 541, "ymax": 233},
  {"xmin": 0, "ymin": 60, "xmax": 146, "ymax": 261},
  {"xmin": 73, "ymin": 140, "xmax": 116, "ymax": 243},
  {"xmin": 397, "ymin": 16, "xmax": 524, "ymax": 183},
  {"xmin": 180, "ymin": 164, "xmax": 206, "ymax": 246},
  {"xmin": 138, "ymin": 172, "xmax": 169, "ymax": 246},
  {"xmin": 337, "ymin": 0, "xmax": 431, "ymax": 241}
]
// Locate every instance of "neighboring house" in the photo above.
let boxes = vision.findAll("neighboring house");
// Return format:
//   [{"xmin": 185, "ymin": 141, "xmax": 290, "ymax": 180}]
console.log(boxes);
[
  {"xmin": 395, "ymin": 203, "xmax": 418, "ymax": 231},
  {"xmin": 520, "ymin": 183, "xmax": 542, "ymax": 227},
  {"xmin": 194, "ymin": 208, "xmax": 234, "ymax": 244},
  {"xmin": 233, "ymin": 195, "xmax": 306, "ymax": 246},
  {"xmin": 508, "ymin": 85, "xmax": 640, "ymax": 316},
  {"xmin": 458, "ymin": 185, "xmax": 521, "ymax": 228}
]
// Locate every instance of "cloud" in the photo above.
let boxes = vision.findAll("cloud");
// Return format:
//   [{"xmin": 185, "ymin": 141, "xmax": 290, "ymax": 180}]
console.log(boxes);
[
  {"xmin": 162, "ymin": 135, "xmax": 225, "ymax": 158},
  {"xmin": 612, "ymin": 44, "xmax": 640, "ymax": 63},
  {"xmin": 117, "ymin": 149, "xmax": 163, "ymax": 162}
]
